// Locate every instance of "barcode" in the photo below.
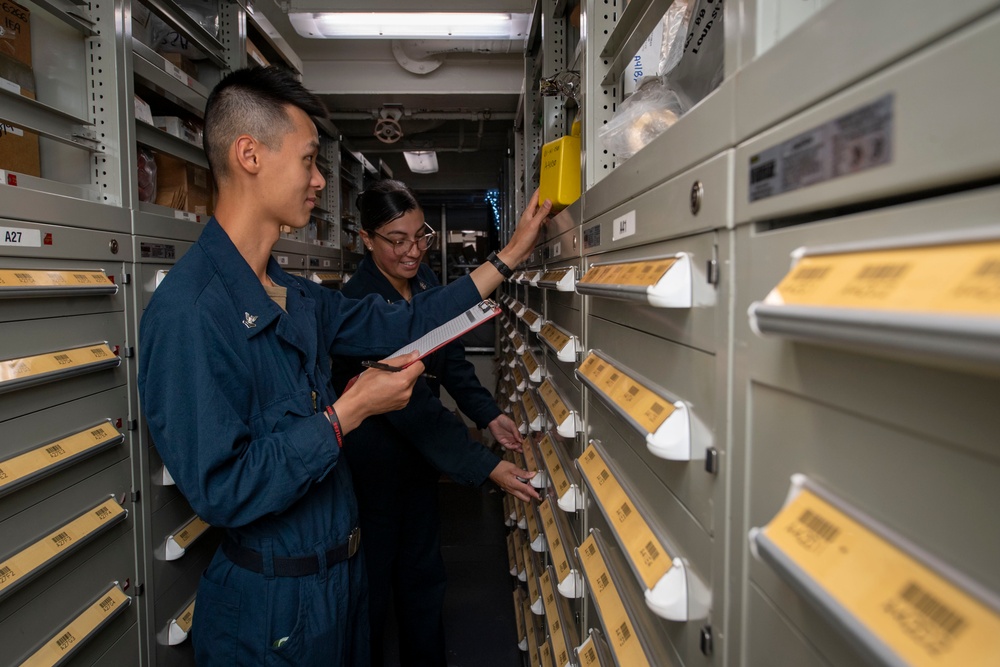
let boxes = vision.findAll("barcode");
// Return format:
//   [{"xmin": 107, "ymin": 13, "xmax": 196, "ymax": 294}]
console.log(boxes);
[
  {"xmin": 51, "ymin": 531, "xmax": 71, "ymax": 548},
  {"xmin": 597, "ymin": 469, "xmax": 610, "ymax": 485},
  {"xmin": 0, "ymin": 565, "xmax": 15, "ymax": 583},
  {"xmin": 627, "ymin": 385, "xmax": 639, "ymax": 397},
  {"xmin": 0, "ymin": 467, "xmax": 7, "ymax": 480},
  {"xmin": 585, "ymin": 543, "xmax": 596, "ymax": 556},
  {"xmin": 616, "ymin": 621, "xmax": 632, "ymax": 644},
  {"xmin": 900, "ymin": 582, "xmax": 967, "ymax": 636},
  {"xmin": 750, "ymin": 160, "xmax": 776, "ymax": 184},
  {"xmin": 974, "ymin": 259, "xmax": 1000, "ymax": 277},
  {"xmin": 99, "ymin": 595, "xmax": 116, "ymax": 612},
  {"xmin": 90, "ymin": 347, "xmax": 108, "ymax": 358},
  {"xmin": 857, "ymin": 263, "xmax": 909, "ymax": 281},
  {"xmin": 53, "ymin": 353, "xmax": 72, "ymax": 365},
  {"xmin": 46, "ymin": 444, "xmax": 66, "ymax": 458},
  {"xmin": 464, "ymin": 310, "xmax": 477, "ymax": 323},
  {"xmin": 91, "ymin": 427, "xmax": 108, "ymax": 439},
  {"xmin": 95, "ymin": 506, "xmax": 112, "ymax": 520},
  {"xmin": 584, "ymin": 647, "xmax": 596, "ymax": 662},
  {"xmin": 73, "ymin": 273, "xmax": 90, "ymax": 283},
  {"xmin": 608, "ymin": 372, "xmax": 619, "ymax": 383},
  {"xmin": 584, "ymin": 450, "xmax": 595, "ymax": 462},
  {"xmin": 644, "ymin": 540, "xmax": 660, "ymax": 561},
  {"xmin": 650, "ymin": 403, "xmax": 664, "ymax": 414},
  {"xmin": 597, "ymin": 573, "xmax": 610, "ymax": 590},
  {"xmin": 14, "ymin": 271, "xmax": 34, "ymax": 284},
  {"xmin": 56, "ymin": 631, "xmax": 76, "ymax": 651},
  {"xmin": 616, "ymin": 502, "xmax": 632, "ymax": 521},
  {"xmin": 553, "ymin": 618, "xmax": 561, "ymax": 633},
  {"xmin": 798, "ymin": 509, "xmax": 840, "ymax": 542},
  {"xmin": 793, "ymin": 266, "xmax": 831, "ymax": 281}
]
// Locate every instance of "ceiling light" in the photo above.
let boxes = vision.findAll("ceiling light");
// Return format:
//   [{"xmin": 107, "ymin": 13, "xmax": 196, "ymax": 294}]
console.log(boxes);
[
  {"xmin": 404, "ymin": 151, "xmax": 439, "ymax": 174},
  {"xmin": 289, "ymin": 12, "xmax": 530, "ymax": 40}
]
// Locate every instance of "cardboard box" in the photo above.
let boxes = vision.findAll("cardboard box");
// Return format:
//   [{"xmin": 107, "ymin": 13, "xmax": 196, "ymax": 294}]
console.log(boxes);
[
  {"xmin": 246, "ymin": 39, "xmax": 269, "ymax": 67},
  {"xmin": 153, "ymin": 115, "xmax": 202, "ymax": 146},
  {"xmin": 0, "ymin": 0, "xmax": 32, "ymax": 68},
  {"xmin": 154, "ymin": 152, "xmax": 213, "ymax": 216},
  {"xmin": 161, "ymin": 51, "xmax": 198, "ymax": 78},
  {"xmin": 0, "ymin": 51, "xmax": 39, "ymax": 176}
]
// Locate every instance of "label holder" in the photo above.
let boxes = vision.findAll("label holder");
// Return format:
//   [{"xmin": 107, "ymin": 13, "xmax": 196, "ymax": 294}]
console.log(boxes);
[
  {"xmin": 537, "ymin": 266, "xmax": 577, "ymax": 292},
  {"xmin": 166, "ymin": 596, "xmax": 196, "ymax": 646},
  {"xmin": 164, "ymin": 515, "xmax": 210, "ymax": 561},
  {"xmin": 576, "ymin": 253, "xmax": 693, "ymax": 308},
  {"xmin": 537, "ymin": 432, "xmax": 584, "ymax": 513},
  {"xmin": 539, "ymin": 321, "xmax": 580, "ymax": 363},
  {"xmin": 0, "ymin": 343, "xmax": 122, "ymax": 395},
  {"xmin": 539, "ymin": 494, "xmax": 584, "ymax": 599},
  {"xmin": 538, "ymin": 377, "xmax": 581, "ymax": 439},
  {"xmin": 0, "ymin": 268, "xmax": 119, "ymax": 299}
]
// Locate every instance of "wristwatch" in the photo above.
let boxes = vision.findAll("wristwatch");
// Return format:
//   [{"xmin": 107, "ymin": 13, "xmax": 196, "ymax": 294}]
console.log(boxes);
[{"xmin": 486, "ymin": 251, "xmax": 514, "ymax": 279}]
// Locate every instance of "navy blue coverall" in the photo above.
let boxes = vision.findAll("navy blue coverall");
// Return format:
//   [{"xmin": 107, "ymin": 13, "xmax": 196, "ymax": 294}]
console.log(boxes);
[
  {"xmin": 331, "ymin": 254, "xmax": 502, "ymax": 666},
  {"xmin": 137, "ymin": 220, "xmax": 482, "ymax": 666}
]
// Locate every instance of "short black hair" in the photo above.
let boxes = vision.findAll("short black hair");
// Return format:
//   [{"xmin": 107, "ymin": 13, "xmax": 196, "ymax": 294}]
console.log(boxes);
[
  {"xmin": 203, "ymin": 66, "xmax": 328, "ymax": 184},
  {"xmin": 357, "ymin": 179, "xmax": 422, "ymax": 234}
]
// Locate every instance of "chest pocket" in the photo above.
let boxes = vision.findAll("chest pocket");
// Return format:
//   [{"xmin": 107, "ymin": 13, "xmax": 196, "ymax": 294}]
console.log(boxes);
[{"xmin": 249, "ymin": 390, "xmax": 315, "ymax": 439}]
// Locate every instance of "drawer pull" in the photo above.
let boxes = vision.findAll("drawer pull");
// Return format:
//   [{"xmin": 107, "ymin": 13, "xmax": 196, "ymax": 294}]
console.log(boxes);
[
  {"xmin": 0, "ymin": 344, "xmax": 121, "ymax": 395},
  {"xmin": 577, "ymin": 254, "xmax": 692, "ymax": 308},
  {"xmin": 167, "ymin": 596, "xmax": 196, "ymax": 645},
  {"xmin": 0, "ymin": 268, "xmax": 118, "ymax": 298},
  {"xmin": 538, "ymin": 322, "xmax": 579, "ymax": 363},
  {"xmin": 539, "ymin": 497, "xmax": 583, "ymax": 599},
  {"xmin": 538, "ymin": 378, "xmax": 581, "ymax": 439},
  {"xmin": 164, "ymin": 515, "xmax": 210, "ymax": 561}
]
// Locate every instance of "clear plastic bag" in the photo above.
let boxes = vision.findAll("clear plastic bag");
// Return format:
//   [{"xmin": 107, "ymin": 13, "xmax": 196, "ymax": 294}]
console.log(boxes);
[
  {"xmin": 137, "ymin": 148, "xmax": 157, "ymax": 203},
  {"xmin": 597, "ymin": 77, "xmax": 683, "ymax": 159},
  {"xmin": 659, "ymin": 0, "xmax": 692, "ymax": 77},
  {"xmin": 149, "ymin": 0, "xmax": 220, "ymax": 59}
]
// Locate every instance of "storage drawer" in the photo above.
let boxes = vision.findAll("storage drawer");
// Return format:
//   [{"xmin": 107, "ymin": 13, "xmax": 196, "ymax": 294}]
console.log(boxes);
[
  {"xmin": 272, "ymin": 248, "xmax": 308, "ymax": 275},
  {"xmin": 134, "ymin": 236, "xmax": 194, "ymax": 312},
  {"xmin": 744, "ymin": 585, "xmax": 856, "ymax": 667},
  {"xmin": 150, "ymin": 494, "xmax": 219, "ymax": 597},
  {"xmin": 735, "ymin": 10, "xmax": 1000, "ymax": 225},
  {"xmin": 0, "ymin": 262, "xmax": 126, "ymax": 324},
  {"xmin": 1, "ymin": 387, "xmax": 129, "ymax": 522},
  {"xmin": 538, "ymin": 258, "xmax": 583, "ymax": 316},
  {"xmin": 582, "ymin": 151, "xmax": 732, "ymax": 253},
  {"xmin": 1, "ymin": 532, "xmax": 138, "ymax": 666},
  {"xmin": 539, "ymin": 225, "xmax": 582, "ymax": 263},
  {"xmin": 0, "ymin": 312, "xmax": 127, "ymax": 421},
  {"xmin": 0, "ymin": 461, "xmax": 133, "ymax": 619},
  {"xmin": 584, "ymin": 230, "xmax": 722, "ymax": 354},
  {"xmin": 146, "ymin": 444, "xmax": 184, "ymax": 514}
]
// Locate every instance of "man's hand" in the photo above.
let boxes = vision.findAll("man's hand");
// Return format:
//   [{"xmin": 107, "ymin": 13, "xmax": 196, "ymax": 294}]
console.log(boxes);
[
  {"xmin": 488, "ymin": 414, "xmax": 523, "ymax": 452},
  {"xmin": 333, "ymin": 352, "xmax": 424, "ymax": 434},
  {"xmin": 488, "ymin": 460, "xmax": 540, "ymax": 503}
]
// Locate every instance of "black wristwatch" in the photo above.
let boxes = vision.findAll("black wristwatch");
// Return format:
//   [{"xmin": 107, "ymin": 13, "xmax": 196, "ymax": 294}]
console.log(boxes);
[{"xmin": 486, "ymin": 251, "xmax": 514, "ymax": 279}]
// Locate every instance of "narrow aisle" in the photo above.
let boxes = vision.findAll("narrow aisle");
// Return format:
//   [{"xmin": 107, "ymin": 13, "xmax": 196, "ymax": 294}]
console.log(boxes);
[{"xmin": 439, "ymin": 481, "xmax": 522, "ymax": 667}]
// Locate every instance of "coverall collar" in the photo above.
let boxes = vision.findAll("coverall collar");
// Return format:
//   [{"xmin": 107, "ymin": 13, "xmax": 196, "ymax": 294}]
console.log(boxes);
[{"xmin": 356, "ymin": 253, "xmax": 431, "ymax": 305}]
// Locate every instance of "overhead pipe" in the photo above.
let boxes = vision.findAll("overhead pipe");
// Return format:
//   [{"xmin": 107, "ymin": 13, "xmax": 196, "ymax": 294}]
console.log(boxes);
[{"xmin": 391, "ymin": 39, "xmax": 520, "ymax": 75}]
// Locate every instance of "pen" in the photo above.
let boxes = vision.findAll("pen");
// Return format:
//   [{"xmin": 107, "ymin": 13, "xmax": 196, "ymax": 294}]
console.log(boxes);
[{"xmin": 361, "ymin": 359, "xmax": 436, "ymax": 380}]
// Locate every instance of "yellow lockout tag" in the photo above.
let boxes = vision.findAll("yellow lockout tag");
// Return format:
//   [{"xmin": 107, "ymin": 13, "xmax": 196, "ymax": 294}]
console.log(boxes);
[
  {"xmin": 171, "ymin": 516, "xmax": 209, "ymax": 550},
  {"xmin": 767, "ymin": 241, "xmax": 1000, "ymax": 314},
  {"xmin": 175, "ymin": 598, "xmax": 196, "ymax": 633},
  {"xmin": 541, "ymin": 569, "xmax": 570, "ymax": 667},
  {"xmin": 0, "ymin": 421, "xmax": 122, "ymax": 490},
  {"xmin": 538, "ymin": 435, "xmax": 572, "ymax": 498},
  {"xmin": 577, "ymin": 636, "xmax": 601, "ymax": 667},
  {"xmin": 522, "ymin": 351, "xmax": 539, "ymax": 376},
  {"xmin": 578, "ymin": 534, "xmax": 652, "ymax": 667},
  {"xmin": 539, "ymin": 500, "xmax": 571, "ymax": 582},
  {"xmin": 523, "ymin": 392, "xmax": 540, "ymax": 425},
  {"xmin": 0, "ymin": 498, "xmax": 126, "ymax": 595},
  {"xmin": 578, "ymin": 353, "xmax": 675, "ymax": 433},
  {"xmin": 578, "ymin": 444, "xmax": 672, "ymax": 590},
  {"xmin": 762, "ymin": 488, "xmax": 1000, "ymax": 666},
  {"xmin": 0, "ymin": 269, "xmax": 113, "ymax": 290},
  {"xmin": 540, "ymin": 323, "xmax": 571, "ymax": 350},
  {"xmin": 579, "ymin": 258, "xmax": 678, "ymax": 287},
  {"xmin": 21, "ymin": 585, "xmax": 129, "ymax": 667},
  {"xmin": 1, "ymin": 344, "xmax": 117, "ymax": 385},
  {"xmin": 538, "ymin": 380, "xmax": 570, "ymax": 424}
]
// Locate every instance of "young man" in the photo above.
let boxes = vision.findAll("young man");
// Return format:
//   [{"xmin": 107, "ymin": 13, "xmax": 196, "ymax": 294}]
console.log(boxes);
[{"xmin": 137, "ymin": 66, "xmax": 550, "ymax": 666}]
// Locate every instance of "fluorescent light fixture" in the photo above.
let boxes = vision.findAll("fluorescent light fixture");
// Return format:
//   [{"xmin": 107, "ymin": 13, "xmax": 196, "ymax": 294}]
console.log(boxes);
[
  {"xmin": 404, "ymin": 151, "xmax": 439, "ymax": 174},
  {"xmin": 289, "ymin": 12, "xmax": 530, "ymax": 40}
]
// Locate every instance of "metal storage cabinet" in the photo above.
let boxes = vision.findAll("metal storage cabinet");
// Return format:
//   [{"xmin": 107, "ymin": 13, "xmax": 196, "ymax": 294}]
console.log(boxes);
[{"xmin": 0, "ymin": 222, "xmax": 139, "ymax": 664}]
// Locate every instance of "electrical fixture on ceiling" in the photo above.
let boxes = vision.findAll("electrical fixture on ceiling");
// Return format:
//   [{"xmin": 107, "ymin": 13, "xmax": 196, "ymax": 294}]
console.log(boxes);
[
  {"xmin": 403, "ymin": 151, "xmax": 439, "ymax": 174},
  {"xmin": 288, "ymin": 12, "xmax": 530, "ymax": 40}
]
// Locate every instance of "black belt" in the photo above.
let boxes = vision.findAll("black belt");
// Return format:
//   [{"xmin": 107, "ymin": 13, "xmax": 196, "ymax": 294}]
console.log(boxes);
[{"xmin": 221, "ymin": 527, "xmax": 360, "ymax": 577}]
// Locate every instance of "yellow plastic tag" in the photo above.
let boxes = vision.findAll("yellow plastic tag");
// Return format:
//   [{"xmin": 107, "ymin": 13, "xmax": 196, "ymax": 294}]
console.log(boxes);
[
  {"xmin": 540, "ymin": 323, "xmax": 571, "ymax": 350},
  {"xmin": 539, "ymin": 500, "xmax": 571, "ymax": 583},
  {"xmin": 0, "ymin": 421, "xmax": 122, "ymax": 490},
  {"xmin": 0, "ymin": 498, "xmax": 126, "ymax": 595},
  {"xmin": 21, "ymin": 585, "xmax": 128, "ymax": 667},
  {"xmin": 522, "ymin": 351, "xmax": 539, "ymax": 376},
  {"xmin": 0, "ymin": 269, "xmax": 113, "ymax": 289},
  {"xmin": 512, "ymin": 333, "xmax": 525, "ymax": 351},
  {"xmin": 0, "ymin": 344, "xmax": 117, "ymax": 385},
  {"xmin": 763, "ymin": 488, "xmax": 1000, "ymax": 666},
  {"xmin": 578, "ymin": 353, "xmax": 675, "ymax": 433},
  {"xmin": 580, "ymin": 258, "xmax": 678, "ymax": 287},
  {"xmin": 538, "ymin": 435, "xmax": 572, "ymax": 498},
  {"xmin": 541, "ymin": 569, "xmax": 570, "ymax": 667},
  {"xmin": 171, "ymin": 516, "xmax": 209, "ymax": 550},
  {"xmin": 768, "ymin": 241, "xmax": 1000, "ymax": 314},
  {"xmin": 578, "ymin": 534, "xmax": 652, "ymax": 667},
  {"xmin": 175, "ymin": 598, "xmax": 196, "ymax": 633},
  {"xmin": 539, "ymin": 380, "xmax": 570, "ymax": 424},
  {"xmin": 540, "ymin": 639, "xmax": 554, "ymax": 667},
  {"xmin": 578, "ymin": 444, "xmax": 671, "ymax": 589}
]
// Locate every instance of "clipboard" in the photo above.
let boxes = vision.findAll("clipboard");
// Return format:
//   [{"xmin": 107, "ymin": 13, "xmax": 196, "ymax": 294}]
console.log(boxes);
[{"xmin": 389, "ymin": 299, "xmax": 501, "ymax": 365}]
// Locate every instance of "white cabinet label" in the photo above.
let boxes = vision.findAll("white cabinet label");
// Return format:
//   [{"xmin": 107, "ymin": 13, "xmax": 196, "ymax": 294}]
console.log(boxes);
[
  {"xmin": 611, "ymin": 210, "xmax": 636, "ymax": 241},
  {"xmin": 1, "ymin": 227, "xmax": 41, "ymax": 247}
]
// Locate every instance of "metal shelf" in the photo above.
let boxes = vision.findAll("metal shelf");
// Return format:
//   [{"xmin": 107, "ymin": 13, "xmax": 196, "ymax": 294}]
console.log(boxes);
[
  {"xmin": 136, "ymin": 123, "xmax": 209, "ymax": 169},
  {"xmin": 132, "ymin": 38, "xmax": 211, "ymax": 118}
]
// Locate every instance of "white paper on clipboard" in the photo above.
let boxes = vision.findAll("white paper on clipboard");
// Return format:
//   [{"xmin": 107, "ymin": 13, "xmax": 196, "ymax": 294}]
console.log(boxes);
[{"xmin": 392, "ymin": 299, "xmax": 501, "ymax": 364}]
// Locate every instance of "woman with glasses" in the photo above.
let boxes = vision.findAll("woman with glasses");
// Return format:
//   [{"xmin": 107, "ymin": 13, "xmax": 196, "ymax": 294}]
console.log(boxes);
[{"xmin": 331, "ymin": 179, "xmax": 541, "ymax": 666}]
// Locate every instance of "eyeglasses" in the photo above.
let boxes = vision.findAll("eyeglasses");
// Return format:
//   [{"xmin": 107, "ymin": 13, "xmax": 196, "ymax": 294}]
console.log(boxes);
[{"xmin": 370, "ymin": 224, "xmax": 438, "ymax": 256}]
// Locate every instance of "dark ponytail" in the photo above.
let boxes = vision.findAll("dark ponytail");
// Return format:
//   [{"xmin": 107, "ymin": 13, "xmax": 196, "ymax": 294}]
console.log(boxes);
[{"xmin": 356, "ymin": 179, "xmax": 422, "ymax": 233}]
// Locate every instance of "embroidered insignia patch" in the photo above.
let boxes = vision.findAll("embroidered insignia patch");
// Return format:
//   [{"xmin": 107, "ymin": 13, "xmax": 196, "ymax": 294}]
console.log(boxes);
[{"xmin": 243, "ymin": 312, "xmax": 258, "ymax": 329}]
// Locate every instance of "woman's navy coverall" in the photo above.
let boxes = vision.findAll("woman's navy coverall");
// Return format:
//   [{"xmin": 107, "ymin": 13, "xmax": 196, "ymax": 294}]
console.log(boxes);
[
  {"xmin": 137, "ymin": 220, "xmax": 481, "ymax": 666},
  {"xmin": 331, "ymin": 254, "xmax": 502, "ymax": 666}
]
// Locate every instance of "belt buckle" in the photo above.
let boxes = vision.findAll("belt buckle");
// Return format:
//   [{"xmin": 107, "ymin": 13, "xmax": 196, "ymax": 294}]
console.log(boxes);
[{"xmin": 347, "ymin": 527, "xmax": 361, "ymax": 557}]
